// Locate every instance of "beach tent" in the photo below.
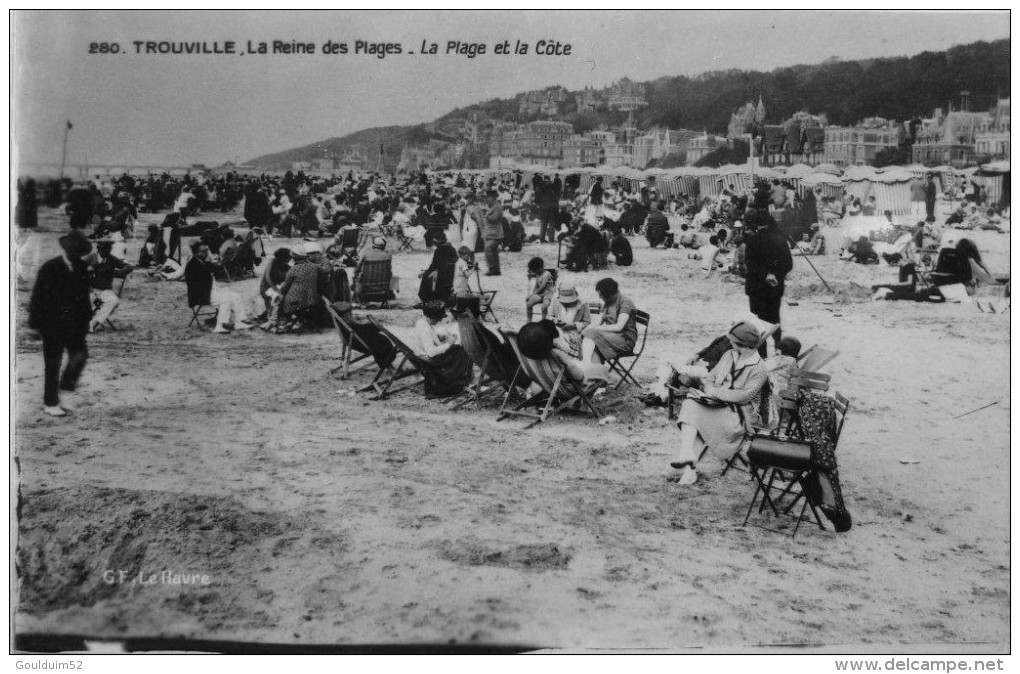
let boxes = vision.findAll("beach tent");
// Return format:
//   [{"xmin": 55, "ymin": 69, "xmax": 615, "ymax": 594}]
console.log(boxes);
[
  {"xmin": 973, "ymin": 161, "xmax": 1010, "ymax": 209},
  {"xmin": 841, "ymin": 166, "xmax": 912, "ymax": 215},
  {"xmin": 812, "ymin": 163, "xmax": 842, "ymax": 175},
  {"xmin": 753, "ymin": 166, "xmax": 783, "ymax": 180},
  {"xmin": 715, "ymin": 164, "xmax": 755, "ymax": 194},
  {"xmin": 799, "ymin": 172, "xmax": 845, "ymax": 199},
  {"xmin": 771, "ymin": 163, "xmax": 811, "ymax": 191},
  {"xmin": 783, "ymin": 164, "xmax": 815, "ymax": 179},
  {"xmin": 653, "ymin": 167, "xmax": 700, "ymax": 199}
]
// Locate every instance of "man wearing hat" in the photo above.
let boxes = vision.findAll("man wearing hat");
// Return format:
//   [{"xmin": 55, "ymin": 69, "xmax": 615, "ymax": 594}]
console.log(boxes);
[
  {"xmin": 85, "ymin": 238, "xmax": 134, "ymax": 333},
  {"xmin": 479, "ymin": 192, "xmax": 504, "ymax": 276},
  {"xmin": 185, "ymin": 241, "xmax": 253, "ymax": 334},
  {"xmin": 28, "ymin": 230, "xmax": 94, "ymax": 416},
  {"xmin": 744, "ymin": 212, "xmax": 792, "ymax": 354}
]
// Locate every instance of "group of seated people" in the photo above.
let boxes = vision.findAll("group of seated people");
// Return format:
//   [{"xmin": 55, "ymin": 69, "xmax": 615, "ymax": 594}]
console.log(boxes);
[
  {"xmin": 185, "ymin": 233, "xmax": 357, "ymax": 333},
  {"xmin": 323, "ymin": 274, "xmax": 641, "ymax": 403},
  {"xmin": 870, "ymin": 235, "xmax": 997, "ymax": 302}
]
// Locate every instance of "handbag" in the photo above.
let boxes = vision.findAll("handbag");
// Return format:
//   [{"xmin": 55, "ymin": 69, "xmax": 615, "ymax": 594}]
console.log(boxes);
[{"xmin": 747, "ymin": 434, "xmax": 813, "ymax": 471}]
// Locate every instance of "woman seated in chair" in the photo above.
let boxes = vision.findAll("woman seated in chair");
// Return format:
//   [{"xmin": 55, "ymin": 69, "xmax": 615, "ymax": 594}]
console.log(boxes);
[
  {"xmin": 669, "ymin": 319, "xmax": 768, "ymax": 487},
  {"xmin": 413, "ymin": 300, "xmax": 473, "ymax": 397},
  {"xmin": 580, "ymin": 277, "xmax": 637, "ymax": 365}
]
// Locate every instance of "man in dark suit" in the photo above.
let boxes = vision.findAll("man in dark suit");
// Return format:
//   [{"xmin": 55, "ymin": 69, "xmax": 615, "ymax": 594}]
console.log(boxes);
[
  {"xmin": 185, "ymin": 241, "xmax": 251, "ymax": 333},
  {"xmin": 28, "ymin": 230, "xmax": 93, "ymax": 416},
  {"xmin": 744, "ymin": 209, "xmax": 793, "ymax": 355},
  {"xmin": 417, "ymin": 230, "xmax": 459, "ymax": 304},
  {"xmin": 924, "ymin": 173, "xmax": 938, "ymax": 222}
]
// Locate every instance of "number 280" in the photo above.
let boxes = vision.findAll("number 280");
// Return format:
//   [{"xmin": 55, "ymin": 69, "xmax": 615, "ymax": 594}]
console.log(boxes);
[{"xmin": 89, "ymin": 42, "xmax": 121, "ymax": 54}]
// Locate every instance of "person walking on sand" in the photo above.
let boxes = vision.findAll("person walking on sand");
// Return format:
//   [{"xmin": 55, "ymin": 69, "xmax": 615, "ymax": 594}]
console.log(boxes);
[
  {"xmin": 480, "ymin": 191, "xmax": 504, "ymax": 276},
  {"xmin": 744, "ymin": 210, "xmax": 792, "ymax": 355},
  {"xmin": 28, "ymin": 230, "xmax": 94, "ymax": 416}
]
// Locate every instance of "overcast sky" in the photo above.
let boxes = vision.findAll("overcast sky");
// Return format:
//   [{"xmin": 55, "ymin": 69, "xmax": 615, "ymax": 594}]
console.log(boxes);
[{"xmin": 12, "ymin": 10, "xmax": 1010, "ymax": 169}]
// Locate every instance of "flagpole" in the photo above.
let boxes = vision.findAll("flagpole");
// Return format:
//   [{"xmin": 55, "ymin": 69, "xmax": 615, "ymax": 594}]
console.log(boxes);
[{"xmin": 59, "ymin": 121, "xmax": 72, "ymax": 179}]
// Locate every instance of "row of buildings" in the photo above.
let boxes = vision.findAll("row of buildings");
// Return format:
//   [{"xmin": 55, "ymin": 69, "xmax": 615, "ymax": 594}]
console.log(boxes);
[
  {"xmin": 314, "ymin": 85, "xmax": 1009, "ymax": 173},
  {"xmin": 518, "ymin": 77, "xmax": 649, "ymax": 121},
  {"xmin": 488, "ymin": 121, "xmax": 704, "ymax": 170}
]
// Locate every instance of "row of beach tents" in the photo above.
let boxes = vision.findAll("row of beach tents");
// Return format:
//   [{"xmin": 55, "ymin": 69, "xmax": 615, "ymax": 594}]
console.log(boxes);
[{"xmin": 441, "ymin": 161, "xmax": 1010, "ymax": 215}]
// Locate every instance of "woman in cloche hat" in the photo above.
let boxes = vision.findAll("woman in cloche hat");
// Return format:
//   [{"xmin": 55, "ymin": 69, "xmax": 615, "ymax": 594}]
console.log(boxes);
[{"xmin": 669, "ymin": 318, "xmax": 769, "ymax": 487}]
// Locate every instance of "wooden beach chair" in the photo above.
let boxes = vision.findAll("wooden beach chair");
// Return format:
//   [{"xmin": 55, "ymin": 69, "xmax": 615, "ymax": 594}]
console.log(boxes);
[
  {"xmin": 497, "ymin": 329, "xmax": 605, "ymax": 429},
  {"xmin": 603, "ymin": 309, "xmax": 650, "ymax": 390},
  {"xmin": 472, "ymin": 267, "xmax": 498, "ymax": 323},
  {"xmin": 361, "ymin": 317, "xmax": 426, "ymax": 400},
  {"xmin": 721, "ymin": 367, "xmax": 831, "ymax": 477},
  {"xmin": 352, "ymin": 257, "xmax": 395, "ymax": 308},
  {"xmin": 187, "ymin": 304, "xmax": 219, "ymax": 331},
  {"xmin": 798, "ymin": 345, "xmax": 841, "ymax": 372},
  {"xmin": 322, "ymin": 296, "xmax": 373, "ymax": 380},
  {"xmin": 743, "ymin": 391, "xmax": 851, "ymax": 538},
  {"xmin": 451, "ymin": 311, "xmax": 529, "ymax": 410}
]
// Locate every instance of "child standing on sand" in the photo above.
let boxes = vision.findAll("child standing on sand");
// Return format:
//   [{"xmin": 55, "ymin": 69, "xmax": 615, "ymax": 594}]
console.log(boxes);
[{"xmin": 699, "ymin": 235, "xmax": 721, "ymax": 278}]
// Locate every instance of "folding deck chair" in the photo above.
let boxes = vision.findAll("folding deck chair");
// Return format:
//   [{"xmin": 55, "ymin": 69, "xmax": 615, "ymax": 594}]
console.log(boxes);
[
  {"xmin": 472, "ymin": 267, "xmax": 499, "ymax": 323},
  {"xmin": 322, "ymin": 297, "xmax": 373, "ymax": 380},
  {"xmin": 361, "ymin": 317, "xmax": 426, "ymax": 400},
  {"xmin": 91, "ymin": 274, "xmax": 128, "ymax": 332},
  {"xmin": 451, "ymin": 311, "xmax": 528, "ymax": 410},
  {"xmin": 390, "ymin": 219, "xmax": 417, "ymax": 253},
  {"xmin": 187, "ymin": 304, "xmax": 219, "ymax": 331},
  {"xmin": 797, "ymin": 345, "xmax": 841, "ymax": 372},
  {"xmin": 352, "ymin": 258, "xmax": 396, "ymax": 308},
  {"xmin": 720, "ymin": 367, "xmax": 831, "ymax": 476},
  {"xmin": 497, "ymin": 329, "xmax": 604, "ymax": 429},
  {"xmin": 605, "ymin": 309, "xmax": 649, "ymax": 390},
  {"xmin": 743, "ymin": 390, "xmax": 851, "ymax": 537}
]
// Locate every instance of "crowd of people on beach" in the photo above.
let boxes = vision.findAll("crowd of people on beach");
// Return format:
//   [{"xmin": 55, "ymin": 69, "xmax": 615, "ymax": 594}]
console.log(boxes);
[{"xmin": 20, "ymin": 161, "xmax": 1006, "ymax": 529}]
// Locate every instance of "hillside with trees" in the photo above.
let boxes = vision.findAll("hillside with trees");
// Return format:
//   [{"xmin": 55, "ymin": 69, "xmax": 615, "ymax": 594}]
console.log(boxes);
[{"xmin": 248, "ymin": 39, "xmax": 1008, "ymax": 167}]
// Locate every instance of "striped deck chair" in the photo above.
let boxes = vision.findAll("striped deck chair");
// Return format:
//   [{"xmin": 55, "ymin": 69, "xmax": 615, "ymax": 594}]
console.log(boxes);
[
  {"xmin": 322, "ymin": 296, "xmax": 373, "ymax": 380},
  {"xmin": 497, "ymin": 329, "xmax": 604, "ymax": 429},
  {"xmin": 353, "ymin": 257, "xmax": 395, "ymax": 308},
  {"xmin": 451, "ymin": 311, "xmax": 529, "ymax": 410},
  {"xmin": 362, "ymin": 317, "xmax": 426, "ymax": 400}
]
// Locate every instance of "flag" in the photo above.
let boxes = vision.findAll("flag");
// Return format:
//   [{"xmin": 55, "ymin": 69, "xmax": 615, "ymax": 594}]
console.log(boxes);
[{"xmin": 67, "ymin": 120, "xmax": 73, "ymax": 130}]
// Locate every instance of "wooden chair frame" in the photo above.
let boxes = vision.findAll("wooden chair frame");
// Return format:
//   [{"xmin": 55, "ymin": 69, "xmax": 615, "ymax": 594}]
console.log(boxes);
[
  {"xmin": 322, "ymin": 296, "xmax": 373, "ymax": 380},
  {"xmin": 361, "ymin": 317, "xmax": 426, "ymax": 400},
  {"xmin": 743, "ymin": 391, "xmax": 850, "ymax": 538},
  {"xmin": 472, "ymin": 267, "xmax": 499, "ymax": 323},
  {"xmin": 188, "ymin": 303, "xmax": 218, "ymax": 331},
  {"xmin": 496, "ymin": 329, "xmax": 604, "ymax": 429},
  {"xmin": 451, "ymin": 311, "xmax": 525, "ymax": 410}
]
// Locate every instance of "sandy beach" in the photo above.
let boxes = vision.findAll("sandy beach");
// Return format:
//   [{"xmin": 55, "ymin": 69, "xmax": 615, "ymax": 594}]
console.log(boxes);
[{"xmin": 13, "ymin": 207, "xmax": 1010, "ymax": 651}]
